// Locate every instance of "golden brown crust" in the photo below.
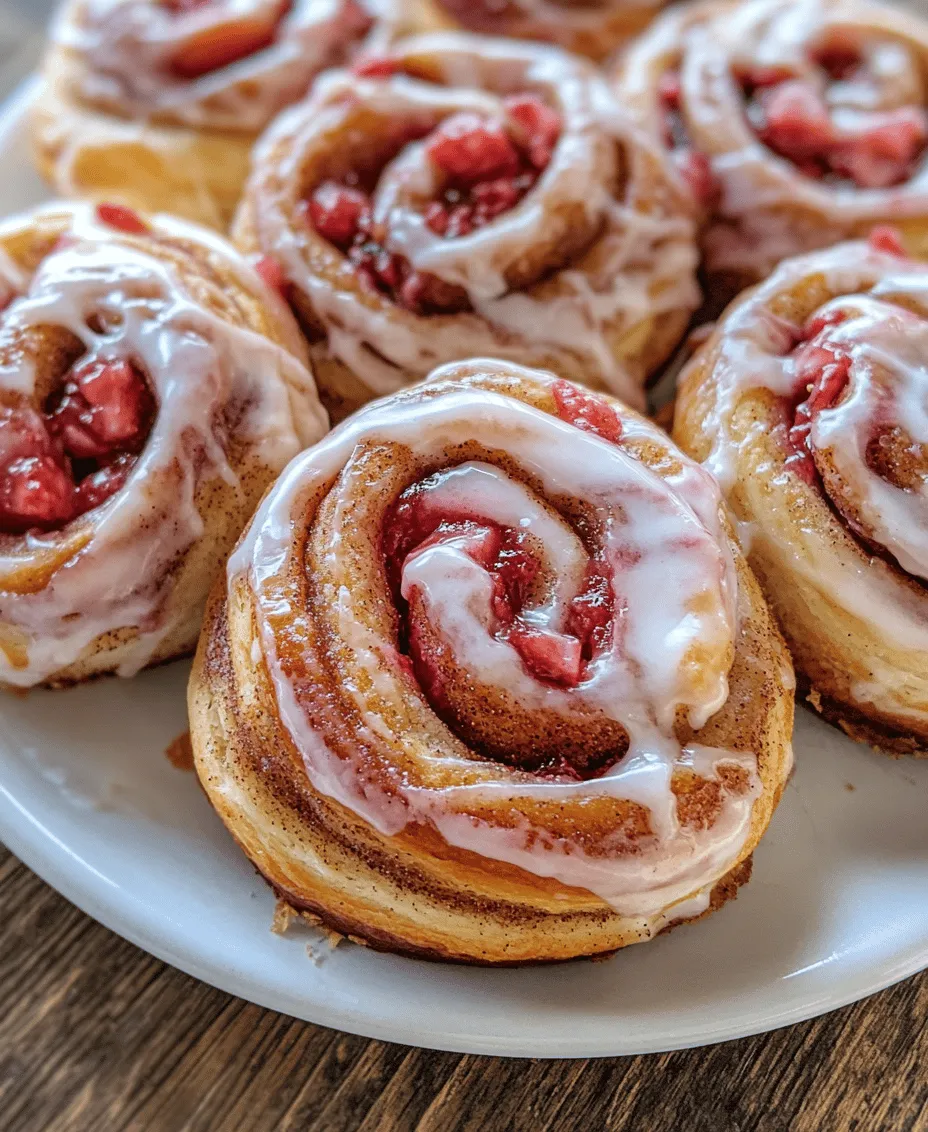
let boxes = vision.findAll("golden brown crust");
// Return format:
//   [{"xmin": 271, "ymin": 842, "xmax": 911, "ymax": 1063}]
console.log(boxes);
[
  {"xmin": 673, "ymin": 243, "xmax": 928, "ymax": 756},
  {"xmin": 189, "ymin": 363, "xmax": 794, "ymax": 964},
  {"xmin": 0, "ymin": 202, "xmax": 324, "ymax": 690}
]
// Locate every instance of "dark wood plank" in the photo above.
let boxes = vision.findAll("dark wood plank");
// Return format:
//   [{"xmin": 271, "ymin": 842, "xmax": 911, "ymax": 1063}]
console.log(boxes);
[{"xmin": 1, "ymin": 846, "xmax": 927, "ymax": 1132}]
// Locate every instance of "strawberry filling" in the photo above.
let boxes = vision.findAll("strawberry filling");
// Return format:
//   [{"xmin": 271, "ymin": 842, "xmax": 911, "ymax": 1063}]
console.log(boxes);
[
  {"xmin": 0, "ymin": 359, "xmax": 155, "ymax": 534},
  {"xmin": 742, "ymin": 49, "xmax": 928, "ymax": 188},
  {"xmin": 552, "ymin": 379, "xmax": 622, "ymax": 443},
  {"xmin": 657, "ymin": 70, "xmax": 721, "ymax": 208},
  {"xmin": 784, "ymin": 310, "xmax": 852, "ymax": 482},
  {"xmin": 166, "ymin": 0, "xmax": 294, "ymax": 79},
  {"xmin": 303, "ymin": 94, "xmax": 562, "ymax": 314},
  {"xmin": 95, "ymin": 203, "xmax": 150, "ymax": 235}
]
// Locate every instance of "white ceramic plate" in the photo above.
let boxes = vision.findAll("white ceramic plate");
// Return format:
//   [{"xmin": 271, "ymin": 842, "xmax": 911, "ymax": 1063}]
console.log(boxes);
[{"xmin": 2, "ymin": 81, "xmax": 928, "ymax": 1059}]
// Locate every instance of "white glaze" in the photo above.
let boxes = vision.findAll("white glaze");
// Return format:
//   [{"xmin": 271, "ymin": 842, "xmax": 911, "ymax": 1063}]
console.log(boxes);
[
  {"xmin": 0, "ymin": 203, "xmax": 326, "ymax": 687},
  {"xmin": 229, "ymin": 361, "xmax": 767, "ymax": 917},
  {"xmin": 54, "ymin": 0, "xmax": 372, "ymax": 132},
  {"xmin": 245, "ymin": 33, "xmax": 699, "ymax": 407},
  {"xmin": 620, "ymin": 0, "xmax": 928, "ymax": 275}
]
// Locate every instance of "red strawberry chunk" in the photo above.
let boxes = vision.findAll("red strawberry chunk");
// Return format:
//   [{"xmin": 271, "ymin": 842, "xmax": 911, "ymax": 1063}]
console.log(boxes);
[
  {"xmin": 829, "ymin": 107, "xmax": 928, "ymax": 189},
  {"xmin": 567, "ymin": 562, "xmax": 614, "ymax": 659},
  {"xmin": 552, "ymin": 379, "xmax": 622, "ymax": 443},
  {"xmin": 351, "ymin": 54, "xmax": 400, "ymax": 78},
  {"xmin": 509, "ymin": 623, "xmax": 583, "ymax": 687},
  {"xmin": 253, "ymin": 254, "xmax": 287, "ymax": 294},
  {"xmin": 674, "ymin": 149, "xmax": 720, "ymax": 208},
  {"xmin": 307, "ymin": 182, "xmax": 369, "ymax": 250},
  {"xmin": 0, "ymin": 455, "xmax": 74, "ymax": 533},
  {"xmin": 72, "ymin": 454, "xmax": 135, "ymax": 517},
  {"xmin": 504, "ymin": 95, "xmax": 562, "ymax": 170},
  {"xmin": 95, "ymin": 203, "xmax": 149, "ymax": 235},
  {"xmin": 48, "ymin": 360, "xmax": 154, "ymax": 460},
  {"xmin": 868, "ymin": 225, "xmax": 907, "ymax": 256},
  {"xmin": 426, "ymin": 113, "xmax": 520, "ymax": 184},
  {"xmin": 658, "ymin": 70, "xmax": 682, "ymax": 110},
  {"xmin": 814, "ymin": 44, "xmax": 861, "ymax": 80},
  {"xmin": 756, "ymin": 80, "xmax": 835, "ymax": 163}
]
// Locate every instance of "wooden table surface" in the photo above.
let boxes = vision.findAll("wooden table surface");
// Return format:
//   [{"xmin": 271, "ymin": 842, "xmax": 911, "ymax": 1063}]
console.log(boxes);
[{"xmin": 1, "ymin": 845, "xmax": 926, "ymax": 1132}]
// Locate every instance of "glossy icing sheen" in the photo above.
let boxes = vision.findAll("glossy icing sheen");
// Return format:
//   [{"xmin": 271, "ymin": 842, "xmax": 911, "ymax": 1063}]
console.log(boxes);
[
  {"xmin": 621, "ymin": 0, "xmax": 928, "ymax": 273},
  {"xmin": 0, "ymin": 204, "xmax": 325, "ymax": 687},
  {"xmin": 228, "ymin": 362, "xmax": 764, "ymax": 917},
  {"xmin": 696, "ymin": 240, "xmax": 928, "ymax": 670},
  {"xmin": 55, "ymin": 0, "xmax": 371, "ymax": 131},
  {"xmin": 246, "ymin": 33, "xmax": 699, "ymax": 406}
]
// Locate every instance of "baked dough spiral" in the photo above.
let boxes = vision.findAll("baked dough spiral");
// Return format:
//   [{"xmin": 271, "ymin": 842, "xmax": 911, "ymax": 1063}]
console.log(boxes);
[
  {"xmin": 614, "ymin": 0, "xmax": 928, "ymax": 298},
  {"xmin": 380, "ymin": 0, "xmax": 668, "ymax": 62},
  {"xmin": 0, "ymin": 201, "xmax": 326, "ymax": 689},
  {"xmin": 233, "ymin": 33, "xmax": 701, "ymax": 419},
  {"xmin": 189, "ymin": 358, "xmax": 793, "ymax": 964},
  {"xmin": 674, "ymin": 231, "xmax": 928, "ymax": 754},
  {"xmin": 33, "ymin": 0, "xmax": 376, "ymax": 228}
]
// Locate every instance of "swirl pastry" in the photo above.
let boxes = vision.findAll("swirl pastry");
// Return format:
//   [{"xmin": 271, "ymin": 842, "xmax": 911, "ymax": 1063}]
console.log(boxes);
[
  {"xmin": 380, "ymin": 0, "xmax": 667, "ymax": 62},
  {"xmin": 0, "ymin": 201, "xmax": 326, "ymax": 690},
  {"xmin": 674, "ymin": 231, "xmax": 928, "ymax": 754},
  {"xmin": 614, "ymin": 0, "xmax": 928, "ymax": 298},
  {"xmin": 233, "ymin": 33, "xmax": 701, "ymax": 419},
  {"xmin": 189, "ymin": 359, "xmax": 794, "ymax": 964},
  {"xmin": 32, "ymin": 0, "xmax": 376, "ymax": 228}
]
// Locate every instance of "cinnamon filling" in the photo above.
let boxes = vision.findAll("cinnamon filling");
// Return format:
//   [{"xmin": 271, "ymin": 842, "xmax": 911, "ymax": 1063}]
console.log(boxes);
[
  {"xmin": 304, "ymin": 94, "xmax": 562, "ymax": 315},
  {"xmin": 380, "ymin": 384, "xmax": 624, "ymax": 780},
  {"xmin": 0, "ymin": 359, "xmax": 155, "ymax": 534},
  {"xmin": 164, "ymin": 0, "xmax": 294, "ymax": 79}
]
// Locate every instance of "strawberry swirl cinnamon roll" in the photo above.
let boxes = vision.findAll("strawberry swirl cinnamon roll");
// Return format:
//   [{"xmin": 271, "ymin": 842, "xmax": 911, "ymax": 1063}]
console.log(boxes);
[
  {"xmin": 33, "ymin": 0, "xmax": 376, "ymax": 228},
  {"xmin": 0, "ymin": 202, "xmax": 325, "ymax": 690},
  {"xmin": 675, "ymin": 231, "xmax": 928, "ymax": 754},
  {"xmin": 233, "ymin": 34, "xmax": 700, "ymax": 418},
  {"xmin": 189, "ymin": 359, "xmax": 793, "ymax": 964},
  {"xmin": 381, "ymin": 0, "xmax": 668, "ymax": 62},
  {"xmin": 614, "ymin": 0, "xmax": 928, "ymax": 299}
]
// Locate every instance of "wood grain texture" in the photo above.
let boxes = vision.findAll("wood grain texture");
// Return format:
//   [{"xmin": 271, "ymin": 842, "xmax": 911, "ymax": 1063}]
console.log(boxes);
[{"xmin": 1, "ymin": 847, "xmax": 926, "ymax": 1132}]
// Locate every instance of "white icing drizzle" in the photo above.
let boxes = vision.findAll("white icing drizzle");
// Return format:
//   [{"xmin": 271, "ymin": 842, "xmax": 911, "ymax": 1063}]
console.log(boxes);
[
  {"xmin": 244, "ymin": 33, "xmax": 700, "ymax": 406},
  {"xmin": 618, "ymin": 0, "xmax": 928, "ymax": 275},
  {"xmin": 692, "ymin": 239, "xmax": 928, "ymax": 661},
  {"xmin": 228, "ymin": 361, "xmax": 765, "ymax": 917},
  {"xmin": 0, "ymin": 203, "xmax": 326, "ymax": 687},
  {"xmin": 53, "ymin": 0, "xmax": 373, "ymax": 132}
]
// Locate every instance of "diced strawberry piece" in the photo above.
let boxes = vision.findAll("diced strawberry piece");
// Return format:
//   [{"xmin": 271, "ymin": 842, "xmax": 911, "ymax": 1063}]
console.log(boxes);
[
  {"xmin": 756, "ymin": 80, "xmax": 835, "ymax": 163},
  {"xmin": 868, "ymin": 225, "xmax": 907, "ymax": 256},
  {"xmin": 0, "ymin": 405, "xmax": 62, "ymax": 470},
  {"xmin": 802, "ymin": 307, "xmax": 848, "ymax": 339},
  {"xmin": 552, "ymin": 379, "xmax": 622, "ymax": 444},
  {"xmin": 397, "ymin": 270, "xmax": 469, "ymax": 315},
  {"xmin": 0, "ymin": 455, "xmax": 74, "ymax": 532},
  {"xmin": 509, "ymin": 623, "xmax": 583, "ymax": 687},
  {"xmin": 814, "ymin": 43, "xmax": 861, "ymax": 80},
  {"xmin": 72, "ymin": 455, "xmax": 135, "ymax": 517},
  {"xmin": 95, "ymin": 203, "xmax": 149, "ymax": 235},
  {"xmin": 471, "ymin": 177, "xmax": 522, "ymax": 223},
  {"xmin": 674, "ymin": 149, "xmax": 720, "ymax": 208},
  {"xmin": 658, "ymin": 70, "xmax": 682, "ymax": 110},
  {"xmin": 307, "ymin": 181, "xmax": 370, "ymax": 250},
  {"xmin": 425, "ymin": 202, "xmax": 450, "ymax": 235},
  {"xmin": 444, "ymin": 203, "xmax": 475, "ymax": 238},
  {"xmin": 170, "ymin": 13, "xmax": 281, "ymax": 79},
  {"xmin": 253, "ymin": 254, "xmax": 287, "ymax": 293},
  {"xmin": 567, "ymin": 562, "xmax": 614, "ymax": 658},
  {"xmin": 426, "ymin": 113, "xmax": 520, "ymax": 184},
  {"xmin": 829, "ymin": 108, "xmax": 928, "ymax": 189},
  {"xmin": 504, "ymin": 95, "xmax": 562, "ymax": 170},
  {"xmin": 351, "ymin": 54, "xmax": 399, "ymax": 78},
  {"xmin": 48, "ymin": 360, "xmax": 154, "ymax": 460}
]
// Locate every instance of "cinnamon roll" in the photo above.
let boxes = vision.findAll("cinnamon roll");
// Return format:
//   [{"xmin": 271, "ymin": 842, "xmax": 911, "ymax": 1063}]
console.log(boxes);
[
  {"xmin": 233, "ymin": 33, "xmax": 701, "ymax": 419},
  {"xmin": 0, "ymin": 201, "xmax": 326, "ymax": 690},
  {"xmin": 675, "ymin": 231, "xmax": 928, "ymax": 754},
  {"xmin": 189, "ymin": 359, "xmax": 794, "ymax": 964},
  {"xmin": 614, "ymin": 0, "xmax": 928, "ymax": 300},
  {"xmin": 32, "ymin": 0, "xmax": 376, "ymax": 228},
  {"xmin": 381, "ymin": 0, "xmax": 667, "ymax": 62}
]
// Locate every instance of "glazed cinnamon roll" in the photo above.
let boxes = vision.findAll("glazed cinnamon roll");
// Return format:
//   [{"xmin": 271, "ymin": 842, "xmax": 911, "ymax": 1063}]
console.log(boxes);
[
  {"xmin": 189, "ymin": 359, "xmax": 794, "ymax": 964},
  {"xmin": 675, "ymin": 231, "xmax": 928, "ymax": 754},
  {"xmin": 233, "ymin": 33, "xmax": 700, "ymax": 419},
  {"xmin": 614, "ymin": 0, "xmax": 928, "ymax": 299},
  {"xmin": 381, "ymin": 0, "xmax": 667, "ymax": 62},
  {"xmin": 0, "ymin": 202, "xmax": 326, "ymax": 689},
  {"xmin": 33, "ymin": 0, "xmax": 376, "ymax": 228}
]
